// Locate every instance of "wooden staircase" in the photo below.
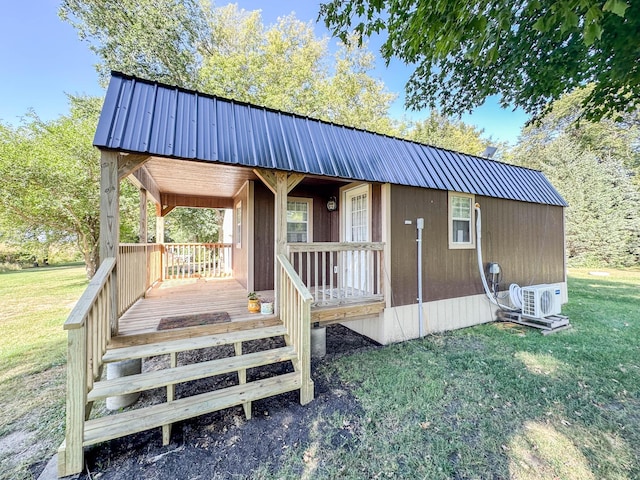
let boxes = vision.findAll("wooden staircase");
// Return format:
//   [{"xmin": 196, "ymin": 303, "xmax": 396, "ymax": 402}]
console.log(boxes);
[
  {"xmin": 89, "ymin": 323, "xmax": 299, "ymax": 442},
  {"xmin": 58, "ymin": 320, "xmax": 309, "ymax": 477},
  {"xmin": 58, "ymin": 254, "xmax": 314, "ymax": 477}
]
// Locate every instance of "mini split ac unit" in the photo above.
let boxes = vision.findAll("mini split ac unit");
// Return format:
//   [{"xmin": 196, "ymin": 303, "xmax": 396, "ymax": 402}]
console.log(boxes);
[{"xmin": 521, "ymin": 285, "xmax": 562, "ymax": 319}]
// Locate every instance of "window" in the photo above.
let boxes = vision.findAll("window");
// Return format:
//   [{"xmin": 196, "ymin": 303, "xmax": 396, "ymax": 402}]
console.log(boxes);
[
  {"xmin": 235, "ymin": 201, "xmax": 242, "ymax": 248},
  {"xmin": 287, "ymin": 198, "xmax": 312, "ymax": 243},
  {"xmin": 448, "ymin": 192, "xmax": 475, "ymax": 249}
]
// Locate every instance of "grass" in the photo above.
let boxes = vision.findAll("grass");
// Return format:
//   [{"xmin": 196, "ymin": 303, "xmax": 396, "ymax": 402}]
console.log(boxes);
[
  {"xmin": 1, "ymin": 265, "xmax": 638, "ymax": 479},
  {"xmin": 0, "ymin": 263, "xmax": 88, "ymax": 480},
  {"xmin": 269, "ymin": 267, "xmax": 640, "ymax": 479}
]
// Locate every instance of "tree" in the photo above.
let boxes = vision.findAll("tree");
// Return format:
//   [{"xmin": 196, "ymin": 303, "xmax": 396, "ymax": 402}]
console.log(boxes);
[
  {"xmin": 517, "ymin": 85, "xmax": 640, "ymax": 180},
  {"xmin": 319, "ymin": 0, "xmax": 639, "ymax": 122},
  {"xmin": 165, "ymin": 208, "xmax": 221, "ymax": 243},
  {"xmin": 401, "ymin": 111, "xmax": 496, "ymax": 156},
  {"xmin": 510, "ymin": 88, "xmax": 640, "ymax": 266},
  {"xmin": 0, "ymin": 97, "xmax": 139, "ymax": 277},
  {"xmin": 59, "ymin": 0, "xmax": 206, "ymax": 88},
  {"xmin": 197, "ymin": 5, "xmax": 396, "ymax": 132},
  {"xmin": 62, "ymin": 2, "xmax": 397, "ymax": 133}
]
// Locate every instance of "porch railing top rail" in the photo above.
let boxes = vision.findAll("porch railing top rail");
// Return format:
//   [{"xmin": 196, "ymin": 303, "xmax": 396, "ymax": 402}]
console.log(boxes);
[
  {"xmin": 287, "ymin": 241, "xmax": 384, "ymax": 253},
  {"xmin": 64, "ymin": 257, "xmax": 116, "ymax": 330}
]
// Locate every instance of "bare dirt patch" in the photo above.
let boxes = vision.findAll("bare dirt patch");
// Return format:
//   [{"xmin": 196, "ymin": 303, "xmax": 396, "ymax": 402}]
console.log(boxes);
[{"xmin": 54, "ymin": 325, "xmax": 378, "ymax": 480}]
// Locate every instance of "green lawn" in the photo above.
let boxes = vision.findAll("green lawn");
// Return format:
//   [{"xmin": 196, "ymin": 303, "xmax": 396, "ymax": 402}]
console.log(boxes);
[
  {"xmin": 0, "ymin": 264, "xmax": 88, "ymax": 480},
  {"xmin": 1, "ymin": 265, "xmax": 638, "ymax": 479},
  {"xmin": 273, "ymin": 268, "xmax": 640, "ymax": 479}
]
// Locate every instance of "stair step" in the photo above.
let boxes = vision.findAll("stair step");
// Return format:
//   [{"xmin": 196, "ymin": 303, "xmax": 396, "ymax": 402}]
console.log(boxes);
[
  {"xmin": 83, "ymin": 372, "xmax": 301, "ymax": 446},
  {"xmin": 88, "ymin": 346, "xmax": 297, "ymax": 402},
  {"xmin": 103, "ymin": 325, "xmax": 288, "ymax": 363},
  {"xmin": 108, "ymin": 316, "xmax": 282, "ymax": 349}
]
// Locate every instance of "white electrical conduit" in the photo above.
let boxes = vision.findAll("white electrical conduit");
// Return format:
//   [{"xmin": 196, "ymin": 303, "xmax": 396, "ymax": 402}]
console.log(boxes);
[{"xmin": 474, "ymin": 203, "xmax": 520, "ymax": 312}]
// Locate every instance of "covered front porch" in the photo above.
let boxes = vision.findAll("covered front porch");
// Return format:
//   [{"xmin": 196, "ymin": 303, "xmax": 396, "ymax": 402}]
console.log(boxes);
[
  {"xmin": 58, "ymin": 73, "xmax": 392, "ymax": 477},
  {"xmin": 117, "ymin": 240, "xmax": 386, "ymax": 339}
]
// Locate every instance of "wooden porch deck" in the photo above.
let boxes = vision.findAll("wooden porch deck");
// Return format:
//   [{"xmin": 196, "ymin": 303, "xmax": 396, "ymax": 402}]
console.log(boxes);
[
  {"xmin": 116, "ymin": 277, "xmax": 385, "ymax": 340},
  {"xmin": 117, "ymin": 278, "xmax": 276, "ymax": 337}
]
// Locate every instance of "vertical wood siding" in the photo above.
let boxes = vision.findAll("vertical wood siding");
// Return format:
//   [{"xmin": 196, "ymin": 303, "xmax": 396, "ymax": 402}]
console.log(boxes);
[
  {"xmin": 390, "ymin": 185, "xmax": 565, "ymax": 307},
  {"xmin": 253, "ymin": 181, "xmax": 343, "ymax": 291}
]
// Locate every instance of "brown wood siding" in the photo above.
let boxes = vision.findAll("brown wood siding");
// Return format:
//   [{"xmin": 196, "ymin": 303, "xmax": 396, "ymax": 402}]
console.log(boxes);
[
  {"xmin": 371, "ymin": 183, "xmax": 382, "ymax": 242},
  {"xmin": 253, "ymin": 182, "xmax": 275, "ymax": 291},
  {"xmin": 253, "ymin": 181, "xmax": 342, "ymax": 290},
  {"xmin": 390, "ymin": 185, "xmax": 565, "ymax": 307}
]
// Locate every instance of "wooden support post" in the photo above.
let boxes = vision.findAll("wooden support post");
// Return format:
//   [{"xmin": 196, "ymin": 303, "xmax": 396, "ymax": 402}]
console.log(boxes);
[
  {"xmin": 274, "ymin": 172, "xmax": 288, "ymax": 316},
  {"xmin": 234, "ymin": 342, "xmax": 251, "ymax": 419},
  {"xmin": 162, "ymin": 352, "xmax": 177, "ymax": 445},
  {"xmin": 58, "ymin": 327, "xmax": 87, "ymax": 477},
  {"xmin": 139, "ymin": 188, "xmax": 148, "ymax": 244},
  {"xmin": 100, "ymin": 151, "xmax": 120, "ymax": 336},
  {"xmin": 155, "ymin": 204, "xmax": 165, "ymax": 244}
]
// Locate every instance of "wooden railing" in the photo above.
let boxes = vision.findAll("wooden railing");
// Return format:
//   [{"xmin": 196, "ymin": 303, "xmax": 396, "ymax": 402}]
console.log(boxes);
[
  {"xmin": 163, "ymin": 243, "xmax": 232, "ymax": 280},
  {"xmin": 277, "ymin": 254, "xmax": 314, "ymax": 405},
  {"xmin": 60, "ymin": 257, "xmax": 116, "ymax": 476},
  {"xmin": 118, "ymin": 244, "xmax": 162, "ymax": 316},
  {"xmin": 287, "ymin": 242, "xmax": 385, "ymax": 306}
]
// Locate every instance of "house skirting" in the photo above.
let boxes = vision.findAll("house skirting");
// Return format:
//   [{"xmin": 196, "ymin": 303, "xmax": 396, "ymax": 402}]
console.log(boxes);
[{"xmin": 344, "ymin": 282, "xmax": 568, "ymax": 345}]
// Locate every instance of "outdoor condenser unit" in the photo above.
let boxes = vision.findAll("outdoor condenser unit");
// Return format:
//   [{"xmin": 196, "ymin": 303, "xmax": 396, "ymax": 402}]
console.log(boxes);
[{"xmin": 521, "ymin": 285, "xmax": 562, "ymax": 319}]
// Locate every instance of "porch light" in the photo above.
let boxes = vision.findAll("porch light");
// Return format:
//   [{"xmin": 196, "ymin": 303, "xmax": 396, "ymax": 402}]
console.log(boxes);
[{"xmin": 326, "ymin": 196, "xmax": 337, "ymax": 212}]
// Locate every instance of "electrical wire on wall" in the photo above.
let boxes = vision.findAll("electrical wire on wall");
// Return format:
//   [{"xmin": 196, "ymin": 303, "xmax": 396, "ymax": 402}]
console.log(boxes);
[{"xmin": 474, "ymin": 203, "xmax": 521, "ymax": 312}]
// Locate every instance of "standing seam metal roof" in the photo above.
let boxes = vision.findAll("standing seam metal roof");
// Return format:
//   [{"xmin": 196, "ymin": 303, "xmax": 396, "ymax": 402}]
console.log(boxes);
[{"xmin": 94, "ymin": 72, "xmax": 567, "ymax": 207}]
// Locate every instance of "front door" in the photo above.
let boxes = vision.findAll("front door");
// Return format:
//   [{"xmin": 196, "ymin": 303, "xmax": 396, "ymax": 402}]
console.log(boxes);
[{"xmin": 343, "ymin": 184, "xmax": 370, "ymax": 293}]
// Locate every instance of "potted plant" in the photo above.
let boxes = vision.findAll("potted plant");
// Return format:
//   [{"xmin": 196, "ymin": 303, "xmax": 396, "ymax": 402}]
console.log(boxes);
[
  {"xmin": 260, "ymin": 297, "xmax": 274, "ymax": 315},
  {"xmin": 247, "ymin": 292, "xmax": 260, "ymax": 313}
]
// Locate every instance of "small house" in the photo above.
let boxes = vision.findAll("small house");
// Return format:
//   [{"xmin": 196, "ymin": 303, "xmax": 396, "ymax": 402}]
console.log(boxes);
[{"xmin": 57, "ymin": 72, "xmax": 567, "ymax": 476}]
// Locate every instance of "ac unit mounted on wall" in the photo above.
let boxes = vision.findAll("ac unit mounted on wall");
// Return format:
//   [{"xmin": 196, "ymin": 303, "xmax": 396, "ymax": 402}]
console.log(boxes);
[{"xmin": 521, "ymin": 285, "xmax": 562, "ymax": 319}]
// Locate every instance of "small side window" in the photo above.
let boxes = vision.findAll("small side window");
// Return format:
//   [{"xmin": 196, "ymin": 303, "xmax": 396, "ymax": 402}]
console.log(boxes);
[
  {"xmin": 287, "ymin": 198, "xmax": 313, "ymax": 243},
  {"xmin": 448, "ymin": 192, "xmax": 475, "ymax": 249}
]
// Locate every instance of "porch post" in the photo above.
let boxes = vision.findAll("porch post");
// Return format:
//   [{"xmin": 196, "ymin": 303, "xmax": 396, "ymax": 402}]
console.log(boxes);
[
  {"xmin": 155, "ymin": 204, "xmax": 165, "ymax": 243},
  {"xmin": 274, "ymin": 172, "xmax": 288, "ymax": 316},
  {"xmin": 139, "ymin": 188, "xmax": 148, "ymax": 243},
  {"xmin": 100, "ymin": 151, "xmax": 120, "ymax": 335}
]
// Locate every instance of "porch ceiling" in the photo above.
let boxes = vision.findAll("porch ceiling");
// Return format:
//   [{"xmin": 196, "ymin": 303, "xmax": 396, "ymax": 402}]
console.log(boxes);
[{"xmin": 143, "ymin": 156, "xmax": 258, "ymax": 199}]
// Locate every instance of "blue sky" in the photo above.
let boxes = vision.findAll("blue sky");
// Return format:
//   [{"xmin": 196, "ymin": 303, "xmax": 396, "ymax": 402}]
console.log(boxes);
[{"xmin": 0, "ymin": 0, "xmax": 528, "ymax": 145}]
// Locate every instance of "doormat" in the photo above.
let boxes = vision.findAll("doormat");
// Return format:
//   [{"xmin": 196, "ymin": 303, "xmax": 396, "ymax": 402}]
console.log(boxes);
[{"xmin": 157, "ymin": 311, "xmax": 231, "ymax": 330}]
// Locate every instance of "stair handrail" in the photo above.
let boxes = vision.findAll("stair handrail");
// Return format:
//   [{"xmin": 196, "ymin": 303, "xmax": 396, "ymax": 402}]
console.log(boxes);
[
  {"xmin": 277, "ymin": 254, "xmax": 314, "ymax": 404},
  {"xmin": 61, "ymin": 256, "xmax": 116, "ymax": 477}
]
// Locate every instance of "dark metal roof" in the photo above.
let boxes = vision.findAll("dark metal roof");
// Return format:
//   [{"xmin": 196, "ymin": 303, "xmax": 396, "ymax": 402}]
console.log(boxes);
[{"xmin": 95, "ymin": 72, "xmax": 567, "ymax": 207}]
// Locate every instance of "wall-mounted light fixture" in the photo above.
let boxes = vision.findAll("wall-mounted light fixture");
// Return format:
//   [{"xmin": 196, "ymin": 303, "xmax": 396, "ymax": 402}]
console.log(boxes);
[{"xmin": 326, "ymin": 196, "xmax": 337, "ymax": 212}]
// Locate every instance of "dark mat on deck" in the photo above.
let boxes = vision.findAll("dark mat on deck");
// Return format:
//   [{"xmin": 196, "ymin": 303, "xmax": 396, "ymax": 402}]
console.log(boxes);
[{"xmin": 157, "ymin": 311, "xmax": 231, "ymax": 330}]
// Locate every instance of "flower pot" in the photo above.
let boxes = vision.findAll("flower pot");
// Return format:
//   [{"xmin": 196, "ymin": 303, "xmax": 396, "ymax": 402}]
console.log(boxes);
[
  {"xmin": 248, "ymin": 298, "xmax": 261, "ymax": 313},
  {"xmin": 260, "ymin": 302, "xmax": 274, "ymax": 315}
]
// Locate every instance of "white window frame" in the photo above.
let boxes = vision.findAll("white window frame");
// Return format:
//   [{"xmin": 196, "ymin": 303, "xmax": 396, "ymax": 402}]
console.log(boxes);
[
  {"xmin": 340, "ymin": 183, "xmax": 372, "ymax": 242},
  {"xmin": 235, "ymin": 201, "xmax": 242, "ymax": 248},
  {"xmin": 448, "ymin": 192, "xmax": 476, "ymax": 249},
  {"xmin": 286, "ymin": 197, "xmax": 313, "ymax": 243}
]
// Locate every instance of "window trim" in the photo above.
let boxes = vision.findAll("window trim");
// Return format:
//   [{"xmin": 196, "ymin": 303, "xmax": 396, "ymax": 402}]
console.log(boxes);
[
  {"xmin": 286, "ymin": 197, "xmax": 313, "ymax": 243},
  {"xmin": 448, "ymin": 192, "xmax": 476, "ymax": 249},
  {"xmin": 235, "ymin": 201, "xmax": 242, "ymax": 248}
]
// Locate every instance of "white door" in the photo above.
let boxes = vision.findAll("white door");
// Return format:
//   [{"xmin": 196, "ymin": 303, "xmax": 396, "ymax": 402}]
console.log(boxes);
[{"xmin": 343, "ymin": 185, "xmax": 370, "ymax": 294}]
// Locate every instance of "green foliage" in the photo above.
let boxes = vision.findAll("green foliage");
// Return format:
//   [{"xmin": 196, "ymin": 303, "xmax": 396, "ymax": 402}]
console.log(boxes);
[
  {"xmin": 59, "ymin": 0, "xmax": 206, "ymax": 88},
  {"xmin": 61, "ymin": 2, "xmax": 397, "ymax": 134},
  {"xmin": 510, "ymin": 88, "xmax": 640, "ymax": 267},
  {"xmin": 320, "ymin": 0, "xmax": 640, "ymax": 122},
  {"xmin": 165, "ymin": 207, "xmax": 221, "ymax": 243},
  {"xmin": 401, "ymin": 111, "xmax": 496, "ymax": 156},
  {"xmin": 0, "ymin": 97, "xmax": 139, "ymax": 277}
]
